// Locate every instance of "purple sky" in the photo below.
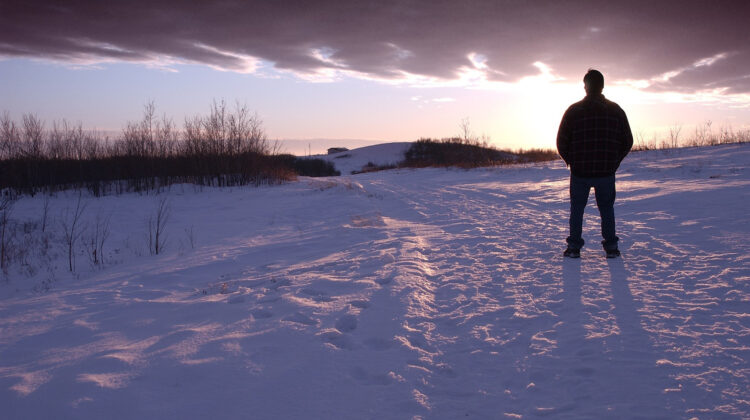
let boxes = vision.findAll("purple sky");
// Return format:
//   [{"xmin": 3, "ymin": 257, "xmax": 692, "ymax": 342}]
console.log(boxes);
[{"xmin": 2, "ymin": 0, "xmax": 749, "ymax": 153}]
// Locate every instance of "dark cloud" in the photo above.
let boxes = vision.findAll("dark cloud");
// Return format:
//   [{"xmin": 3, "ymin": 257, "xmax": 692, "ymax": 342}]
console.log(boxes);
[{"xmin": 1, "ymin": 0, "xmax": 749, "ymax": 93}]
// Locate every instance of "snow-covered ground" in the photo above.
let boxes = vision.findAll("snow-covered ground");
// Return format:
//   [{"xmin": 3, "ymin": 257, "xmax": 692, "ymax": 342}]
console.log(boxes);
[
  {"xmin": 316, "ymin": 142, "xmax": 411, "ymax": 175},
  {"xmin": 1, "ymin": 143, "xmax": 749, "ymax": 419}
]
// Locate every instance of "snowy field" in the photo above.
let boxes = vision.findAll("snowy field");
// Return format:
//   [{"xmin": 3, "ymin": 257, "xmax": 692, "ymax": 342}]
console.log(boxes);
[
  {"xmin": 1, "ymin": 143, "xmax": 749, "ymax": 419},
  {"xmin": 316, "ymin": 142, "xmax": 412, "ymax": 175}
]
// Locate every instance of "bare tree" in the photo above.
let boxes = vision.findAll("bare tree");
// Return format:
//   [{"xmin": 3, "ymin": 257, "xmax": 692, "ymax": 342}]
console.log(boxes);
[
  {"xmin": 720, "ymin": 123, "xmax": 735, "ymax": 144},
  {"xmin": 634, "ymin": 129, "xmax": 648, "ymax": 150},
  {"xmin": 459, "ymin": 117, "xmax": 473, "ymax": 142},
  {"xmin": 22, "ymin": 114, "xmax": 45, "ymax": 159},
  {"xmin": 0, "ymin": 196, "xmax": 14, "ymax": 274},
  {"xmin": 61, "ymin": 193, "xmax": 87, "ymax": 272},
  {"xmin": 47, "ymin": 120, "xmax": 66, "ymax": 159},
  {"xmin": 155, "ymin": 113, "xmax": 177, "ymax": 157},
  {"xmin": 1, "ymin": 112, "xmax": 21, "ymax": 159},
  {"xmin": 148, "ymin": 196, "xmax": 170, "ymax": 255},
  {"xmin": 71, "ymin": 121, "xmax": 88, "ymax": 160},
  {"xmin": 182, "ymin": 100, "xmax": 269, "ymax": 157},
  {"xmin": 182, "ymin": 114, "xmax": 205, "ymax": 156},
  {"xmin": 121, "ymin": 101, "xmax": 158, "ymax": 157},
  {"xmin": 669, "ymin": 123, "xmax": 683, "ymax": 149},
  {"xmin": 86, "ymin": 210, "xmax": 111, "ymax": 266},
  {"xmin": 82, "ymin": 129, "xmax": 101, "ymax": 159},
  {"xmin": 227, "ymin": 101, "xmax": 268, "ymax": 155},
  {"xmin": 184, "ymin": 225, "xmax": 196, "ymax": 250},
  {"xmin": 41, "ymin": 195, "xmax": 51, "ymax": 232},
  {"xmin": 204, "ymin": 99, "xmax": 228, "ymax": 155}
]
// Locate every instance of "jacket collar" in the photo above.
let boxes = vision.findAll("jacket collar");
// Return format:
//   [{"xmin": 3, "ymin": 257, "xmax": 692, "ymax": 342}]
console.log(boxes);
[{"xmin": 584, "ymin": 93, "xmax": 606, "ymax": 102}]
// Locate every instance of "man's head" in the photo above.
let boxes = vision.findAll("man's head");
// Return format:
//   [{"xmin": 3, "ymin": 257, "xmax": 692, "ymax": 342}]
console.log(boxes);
[{"xmin": 583, "ymin": 69, "xmax": 604, "ymax": 95}]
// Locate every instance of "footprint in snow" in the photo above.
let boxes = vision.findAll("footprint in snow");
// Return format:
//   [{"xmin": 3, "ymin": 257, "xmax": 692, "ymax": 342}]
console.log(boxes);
[
  {"xmin": 349, "ymin": 300, "xmax": 370, "ymax": 309},
  {"xmin": 376, "ymin": 276, "xmax": 393, "ymax": 285},
  {"xmin": 434, "ymin": 363, "xmax": 458, "ymax": 378},
  {"xmin": 269, "ymin": 278, "xmax": 291, "ymax": 291},
  {"xmin": 363, "ymin": 337, "xmax": 394, "ymax": 351},
  {"xmin": 350, "ymin": 367, "xmax": 395, "ymax": 386},
  {"xmin": 251, "ymin": 309, "xmax": 273, "ymax": 319},
  {"xmin": 228, "ymin": 294, "xmax": 246, "ymax": 304},
  {"xmin": 258, "ymin": 295, "xmax": 281, "ymax": 303},
  {"xmin": 320, "ymin": 331, "xmax": 356, "ymax": 350},
  {"xmin": 335, "ymin": 315, "xmax": 358, "ymax": 333},
  {"xmin": 301, "ymin": 288, "xmax": 334, "ymax": 302},
  {"xmin": 283, "ymin": 312, "xmax": 318, "ymax": 326}
]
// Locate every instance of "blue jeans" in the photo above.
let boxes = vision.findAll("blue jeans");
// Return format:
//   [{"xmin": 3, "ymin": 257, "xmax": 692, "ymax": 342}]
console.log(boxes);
[{"xmin": 567, "ymin": 174, "xmax": 619, "ymax": 251}]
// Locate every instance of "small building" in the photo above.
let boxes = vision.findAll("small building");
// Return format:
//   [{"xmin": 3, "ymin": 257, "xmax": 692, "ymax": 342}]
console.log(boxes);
[{"xmin": 327, "ymin": 147, "xmax": 349, "ymax": 155}]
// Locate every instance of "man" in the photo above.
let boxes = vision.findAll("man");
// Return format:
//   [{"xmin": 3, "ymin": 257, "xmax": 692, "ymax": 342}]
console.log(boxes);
[{"xmin": 557, "ymin": 69, "xmax": 633, "ymax": 259}]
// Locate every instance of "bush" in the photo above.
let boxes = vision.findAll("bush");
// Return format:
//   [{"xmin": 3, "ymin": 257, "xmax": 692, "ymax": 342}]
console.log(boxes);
[
  {"xmin": 276, "ymin": 155, "xmax": 340, "ymax": 177},
  {"xmin": 514, "ymin": 148, "xmax": 560, "ymax": 163},
  {"xmin": 403, "ymin": 138, "xmax": 557, "ymax": 168},
  {"xmin": 352, "ymin": 162, "xmax": 398, "ymax": 174}
]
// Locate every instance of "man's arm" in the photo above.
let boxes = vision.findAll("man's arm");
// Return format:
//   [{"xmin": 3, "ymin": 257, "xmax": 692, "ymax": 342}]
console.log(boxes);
[{"xmin": 556, "ymin": 111, "xmax": 571, "ymax": 164}]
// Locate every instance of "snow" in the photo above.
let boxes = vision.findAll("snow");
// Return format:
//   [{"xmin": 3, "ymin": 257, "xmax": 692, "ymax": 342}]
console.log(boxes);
[
  {"xmin": 1, "ymin": 143, "xmax": 750, "ymax": 419},
  {"xmin": 314, "ymin": 142, "xmax": 412, "ymax": 174}
]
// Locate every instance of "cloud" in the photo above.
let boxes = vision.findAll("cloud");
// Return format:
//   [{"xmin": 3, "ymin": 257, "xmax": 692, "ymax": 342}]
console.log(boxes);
[{"xmin": 1, "ymin": 0, "xmax": 749, "ymax": 93}]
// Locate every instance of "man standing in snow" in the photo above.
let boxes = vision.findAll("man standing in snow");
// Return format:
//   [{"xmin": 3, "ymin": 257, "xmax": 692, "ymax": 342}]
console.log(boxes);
[{"xmin": 557, "ymin": 69, "xmax": 633, "ymax": 258}]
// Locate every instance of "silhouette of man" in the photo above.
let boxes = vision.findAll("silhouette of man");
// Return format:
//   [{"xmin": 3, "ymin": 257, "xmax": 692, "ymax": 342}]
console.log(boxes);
[{"xmin": 557, "ymin": 69, "xmax": 633, "ymax": 258}]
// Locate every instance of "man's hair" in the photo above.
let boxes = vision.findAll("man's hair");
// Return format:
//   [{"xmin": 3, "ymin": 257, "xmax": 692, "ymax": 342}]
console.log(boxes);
[{"xmin": 583, "ymin": 69, "xmax": 604, "ymax": 94}]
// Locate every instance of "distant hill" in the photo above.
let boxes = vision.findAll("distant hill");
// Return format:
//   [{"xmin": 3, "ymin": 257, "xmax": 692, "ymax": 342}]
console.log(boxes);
[{"xmin": 311, "ymin": 142, "xmax": 412, "ymax": 175}]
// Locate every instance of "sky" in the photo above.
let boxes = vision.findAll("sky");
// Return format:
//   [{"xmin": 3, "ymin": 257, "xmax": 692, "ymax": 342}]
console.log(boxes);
[{"xmin": 2, "ymin": 0, "xmax": 750, "ymax": 154}]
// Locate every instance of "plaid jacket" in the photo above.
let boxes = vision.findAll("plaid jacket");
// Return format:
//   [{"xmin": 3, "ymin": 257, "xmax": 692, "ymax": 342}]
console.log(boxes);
[{"xmin": 556, "ymin": 94, "xmax": 633, "ymax": 177}]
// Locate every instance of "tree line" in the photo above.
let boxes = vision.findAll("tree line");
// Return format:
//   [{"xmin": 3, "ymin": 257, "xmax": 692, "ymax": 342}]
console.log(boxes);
[{"xmin": 0, "ymin": 101, "xmax": 338, "ymax": 196}]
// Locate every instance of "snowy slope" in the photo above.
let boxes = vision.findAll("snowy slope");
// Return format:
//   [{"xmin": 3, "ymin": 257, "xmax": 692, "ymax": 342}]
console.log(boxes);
[
  {"xmin": 1, "ymin": 144, "xmax": 749, "ymax": 419},
  {"xmin": 314, "ymin": 142, "xmax": 411, "ymax": 175}
]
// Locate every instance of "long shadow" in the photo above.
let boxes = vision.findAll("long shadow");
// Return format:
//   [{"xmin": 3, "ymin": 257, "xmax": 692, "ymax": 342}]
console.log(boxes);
[
  {"xmin": 551, "ymin": 259, "xmax": 685, "ymax": 419},
  {"xmin": 605, "ymin": 258, "xmax": 685, "ymax": 418},
  {"xmin": 552, "ymin": 259, "xmax": 606, "ymax": 417}
]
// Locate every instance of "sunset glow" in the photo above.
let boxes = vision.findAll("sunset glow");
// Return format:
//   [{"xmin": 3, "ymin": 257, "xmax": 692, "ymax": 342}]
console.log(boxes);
[{"xmin": 2, "ymin": 1, "xmax": 749, "ymax": 153}]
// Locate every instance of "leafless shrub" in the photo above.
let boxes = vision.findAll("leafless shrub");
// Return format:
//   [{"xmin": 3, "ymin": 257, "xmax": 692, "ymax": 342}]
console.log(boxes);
[
  {"xmin": 156, "ymin": 114, "xmax": 178, "ymax": 158},
  {"xmin": 719, "ymin": 124, "xmax": 734, "ymax": 145},
  {"xmin": 184, "ymin": 225, "xmax": 196, "ymax": 250},
  {"xmin": 22, "ymin": 114, "xmax": 45, "ymax": 159},
  {"xmin": 47, "ymin": 119, "xmax": 90, "ymax": 159},
  {"xmin": 668, "ymin": 123, "xmax": 682, "ymax": 149},
  {"xmin": 633, "ymin": 129, "xmax": 651, "ymax": 151},
  {"xmin": 459, "ymin": 117, "xmax": 473, "ymax": 142},
  {"xmin": 120, "ymin": 101, "xmax": 154, "ymax": 158},
  {"xmin": 183, "ymin": 100, "xmax": 269, "ymax": 157},
  {"xmin": 691, "ymin": 120, "xmax": 714, "ymax": 146},
  {"xmin": 735, "ymin": 128, "xmax": 750, "ymax": 143},
  {"xmin": 86, "ymin": 210, "xmax": 111, "ymax": 266},
  {"xmin": 61, "ymin": 193, "xmax": 87, "ymax": 272},
  {"xmin": 632, "ymin": 121, "xmax": 750, "ymax": 153},
  {"xmin": 41, "ymin": 195, "xmax": 51, "ymax": 232},
  {"xmin": 0, "ymin": 195, "xmax": 12, "ymax": 212},
  {"xmin": 148, "ymin": 197, "xmax": 170, "ymax": 255},
  {"xmin": 0, "ymin": 196, "xmax": 14, "ymax": 274},
  {"xmin": 47, "ymin": 120, "xmax": 66, "ymax": 159},
  {"xmin": 0, "ymin": 112, "xmax": 21, "ymax": 160}
]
